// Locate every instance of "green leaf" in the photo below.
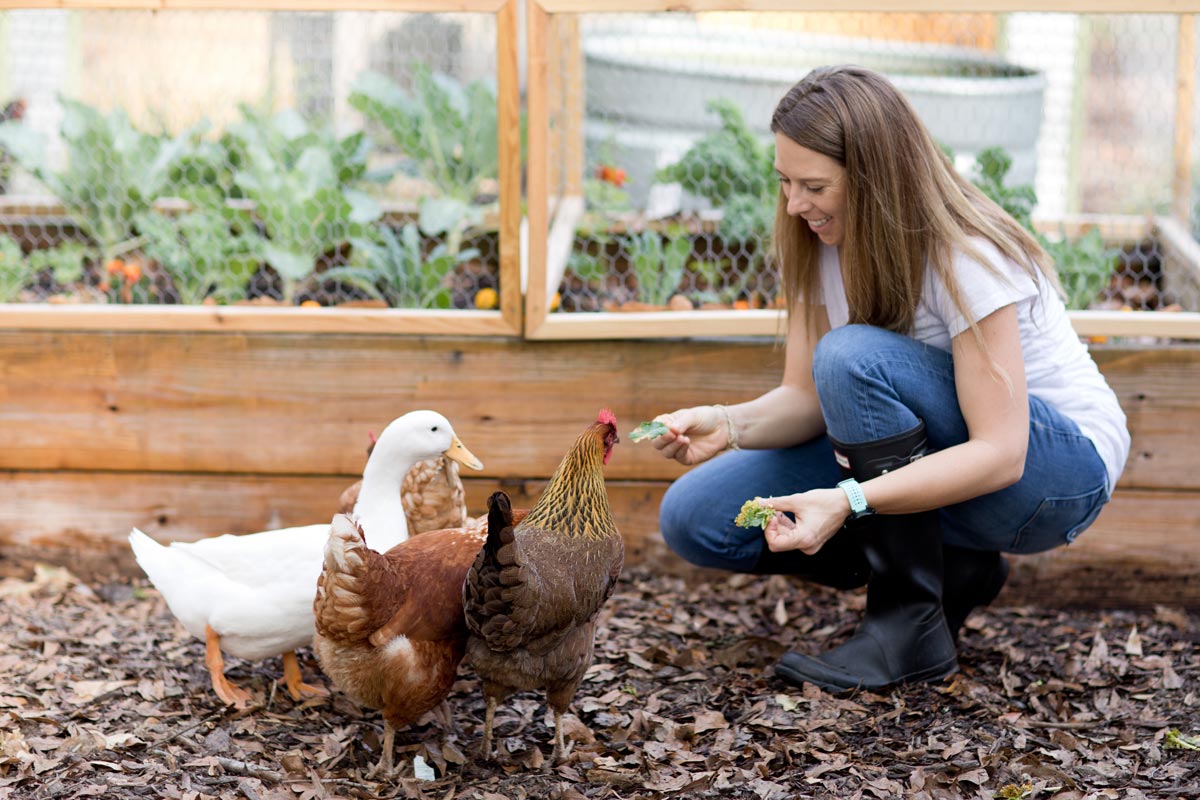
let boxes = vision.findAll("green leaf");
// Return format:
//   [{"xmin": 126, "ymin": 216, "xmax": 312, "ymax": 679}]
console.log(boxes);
[
  {"xmin": 0, "ymin": 234, "xmax": 32, "ymax": 302},
  {"xmin": 0, "ymin": 121, "xmax": 47, "ymax": 173},
  {"xmin": 261, "ymin": 243, "xmax": 314, "ymax": 283},
  {"xmin": 419, "ymin": 195, "xmax": 480, "ymax": 239},
  {"xmin": 1165, "ymin": 729, "xmax": 1200, "ymax": 750},
  {"xmin": 27, "ymin": 242, "xmax": 90, "ymax": 286},
  {"xmin": 629, "ymin": 421, "xmax": 669, "ymax": 443}
]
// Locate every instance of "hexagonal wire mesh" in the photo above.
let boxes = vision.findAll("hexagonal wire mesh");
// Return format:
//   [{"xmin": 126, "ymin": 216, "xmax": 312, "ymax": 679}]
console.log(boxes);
[
  {"xmin": 546, "ymin": 11, "xmax": 1200, "ymax": 317},
  {"xmin": 0, "ymin": 9, "xmax": 504, "ymax": 310}
]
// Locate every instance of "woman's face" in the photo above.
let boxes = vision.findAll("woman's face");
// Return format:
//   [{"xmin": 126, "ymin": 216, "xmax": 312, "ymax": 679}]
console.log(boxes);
[{"xmin": 774, "ymin": 134, "xmax": 848, "ymax": 247}]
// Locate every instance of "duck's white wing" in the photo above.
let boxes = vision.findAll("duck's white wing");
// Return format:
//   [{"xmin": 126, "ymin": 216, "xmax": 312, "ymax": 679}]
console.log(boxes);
[{"xmin": 166, "ymin": 523, "xmax": 330, "ymax": 588}]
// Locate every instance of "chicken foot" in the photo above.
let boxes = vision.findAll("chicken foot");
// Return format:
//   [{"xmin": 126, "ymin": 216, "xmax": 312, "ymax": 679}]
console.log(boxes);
[
  {"xmin": 548, "ymin": 708, "xmax": 572, "ymax": 765},
  {"xmin": 367, "ymin": 722, "xmax": 396, "ymax": 778},
  {"xmin": 478, "ymin": 695, "xmax": 498, "ymax": 759},
  {"xmin": 280, "ymin": 651, "xmax": 328, "ymax": 701},
  {"xmin": 204, "ymin": 624, "xmax": 251, "ymax": 708}
]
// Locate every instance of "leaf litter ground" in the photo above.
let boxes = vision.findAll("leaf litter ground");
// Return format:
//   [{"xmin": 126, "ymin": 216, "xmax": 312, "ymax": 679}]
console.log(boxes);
[{"xmin": 0, "ymin": 553, "xmax": 1197, "ymax": 800}]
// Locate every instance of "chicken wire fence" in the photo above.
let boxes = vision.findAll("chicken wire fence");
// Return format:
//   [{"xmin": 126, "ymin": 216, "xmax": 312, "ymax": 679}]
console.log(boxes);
[
  {"xmin": 0, "ymin": 9, "xmax": 504, "ymax": 309},
  {"xmin": 547, "ymin": 11, "xmax": 1200, "ymax": 317},
  {"xmin": 1, "ymin": 8, "xmax": 1198, "ymax": 320}
]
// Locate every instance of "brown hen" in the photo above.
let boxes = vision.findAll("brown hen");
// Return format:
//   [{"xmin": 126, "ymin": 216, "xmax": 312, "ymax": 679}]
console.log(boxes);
[
  {"xmin": 462, "ymin": 410, "xmax": 623, "ymax": 763},
  {"xmin": 312, "ymin": 513, "xmax": 486, "ymax": 776}
]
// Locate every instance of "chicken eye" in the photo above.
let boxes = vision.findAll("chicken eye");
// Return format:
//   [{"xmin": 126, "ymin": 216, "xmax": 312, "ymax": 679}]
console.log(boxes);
[{"xmin": 431, "ymin": 426, "xmax": 439, "ymax": 432}]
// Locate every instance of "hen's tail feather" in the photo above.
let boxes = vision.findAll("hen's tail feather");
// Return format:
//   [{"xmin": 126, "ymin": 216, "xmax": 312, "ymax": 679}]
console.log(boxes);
[
  {"xmin": 482, "ymin": 491, "xmax": 513, "ymax": 563},
  {"xmin": 314, "ymin": 514, "xmax": 379, "ymax": 643},
  {"xmin": 464, "ymin": 493, "xmax": 515, "ymax": 643}
]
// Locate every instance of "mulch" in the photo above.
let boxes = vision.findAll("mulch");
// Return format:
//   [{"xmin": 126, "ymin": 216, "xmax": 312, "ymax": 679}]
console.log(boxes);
[{"xmin": 0, "ymin": 553, "xmax": 1197, "ymax": 800}]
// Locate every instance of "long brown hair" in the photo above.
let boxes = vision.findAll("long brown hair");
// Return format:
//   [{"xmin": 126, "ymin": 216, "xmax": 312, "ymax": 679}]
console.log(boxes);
[{"xmin": 769, "ymin": 65, "xmax": 1061, "ymax": 343}]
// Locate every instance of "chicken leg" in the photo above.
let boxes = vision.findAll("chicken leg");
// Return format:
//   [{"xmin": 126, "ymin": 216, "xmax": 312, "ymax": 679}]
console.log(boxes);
[
  {"xmin": 367, "ymin": 722, "xmax": 396, "ymax": 778},
  {"xmin": 479, "ymin": 695, "xmax": 498, "ymax": 758},
  {"xmin": 204, "ymin": 625, "xmax": 251, "ymax": 708},
  {"xmin": 280, "ymin": 651, "xmax": 328, "ymax": 701}
]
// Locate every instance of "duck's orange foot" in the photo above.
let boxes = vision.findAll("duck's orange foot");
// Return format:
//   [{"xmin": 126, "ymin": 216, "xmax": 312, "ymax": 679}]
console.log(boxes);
[
  {"xmin": 205, "ymin": 625, "xmax": 253, "ymax": 708},
  {"xmin": 281, "ymin": 650, "xmax": 329, "ymax": 701}
]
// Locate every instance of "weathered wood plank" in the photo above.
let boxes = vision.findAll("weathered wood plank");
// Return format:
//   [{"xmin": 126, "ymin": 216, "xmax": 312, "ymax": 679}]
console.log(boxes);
[
  {"xmin": 2, "ymin": 470, "xmax": 1196, "ymax": 608},
  {"xmin": 0, "ymin": 471, "xmax": 667, "ymax": 576},
  {"xmin": 0, "ymin": 332, "xmax": 784, "ymax": 480},
  {"xmin": 2, "ymin": 332, "xmax": 1198, "ymax": 490},
  {"xmin": 1092, "ymin": 346, "xmax": 1200, "ymax": 490}
]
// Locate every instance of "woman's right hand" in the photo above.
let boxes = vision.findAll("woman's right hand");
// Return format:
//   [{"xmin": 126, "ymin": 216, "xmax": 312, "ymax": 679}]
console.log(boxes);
[{"xmin": 650, "ymin": 406, "xmax": 734, "ymax": 466}]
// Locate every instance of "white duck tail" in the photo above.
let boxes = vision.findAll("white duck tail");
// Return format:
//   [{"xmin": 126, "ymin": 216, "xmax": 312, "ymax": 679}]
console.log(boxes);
[{"xmin": 128, "ymin": 527, "xmax": 218, "ymax": 642}]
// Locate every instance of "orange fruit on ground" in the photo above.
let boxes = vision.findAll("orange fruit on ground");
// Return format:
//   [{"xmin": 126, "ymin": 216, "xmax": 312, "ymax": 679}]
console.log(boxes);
[{"xmin": 474, "ymin": 287, "xmax": 499, "ymax": 310}]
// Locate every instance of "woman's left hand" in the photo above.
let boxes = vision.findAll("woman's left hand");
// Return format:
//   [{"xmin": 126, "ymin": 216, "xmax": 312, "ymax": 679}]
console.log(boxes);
[{"xmin": 761, "ymin": 489, "xmax": 851, "ymax": 555}]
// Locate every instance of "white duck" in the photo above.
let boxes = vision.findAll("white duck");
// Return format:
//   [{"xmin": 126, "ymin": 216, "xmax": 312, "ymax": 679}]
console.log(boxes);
[{"xmin": 128, "ymin": 410, "xmax": 483, "ymax": 708}]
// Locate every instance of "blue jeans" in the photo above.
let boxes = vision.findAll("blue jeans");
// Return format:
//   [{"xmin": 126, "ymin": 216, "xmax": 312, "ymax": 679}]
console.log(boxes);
[{"xmin": 660, "ymin": 325, "xmax": 1111, "ymax": 572}]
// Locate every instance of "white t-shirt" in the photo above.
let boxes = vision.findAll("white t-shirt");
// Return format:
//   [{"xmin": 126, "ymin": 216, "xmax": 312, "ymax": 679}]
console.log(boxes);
[{"xmin": 817, "ymin": 241, "xmax": 1130, "ymax": 493}]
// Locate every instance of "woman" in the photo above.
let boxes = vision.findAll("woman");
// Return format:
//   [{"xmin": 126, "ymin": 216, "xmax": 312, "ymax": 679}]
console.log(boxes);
[{"xmin": 651, "ymin": 65, "xmax": 1129, "ymax": 693}]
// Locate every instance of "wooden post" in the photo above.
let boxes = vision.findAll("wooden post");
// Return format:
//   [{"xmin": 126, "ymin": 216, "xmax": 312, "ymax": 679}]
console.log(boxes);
[
  {"xmin": 1173, "ymin": 14, "xmax": 1195, "ymax": 225},
  {"xmin": 496, "ymin": 0, "xmax": 523, "ymax": 333},
  {"xmin": 524, "ymin": 1, "xmax": 551, "ymax": 336},
  {"xmin": 563, "ymin": 15, "xmax": 584, "ymax": 197}
]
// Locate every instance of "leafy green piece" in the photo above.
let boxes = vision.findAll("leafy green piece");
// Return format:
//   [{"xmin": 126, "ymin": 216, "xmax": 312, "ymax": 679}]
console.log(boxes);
[
  {"xmin": 734, "ymin": 498, "xmax": 776, "ymax": 529},
  {"xmin": 628, "ymin": 421, "xmax": 669, "ymax": 443},
  {"xmin": 1165, "ymin": 729, "xmax": 1200, "ymax": 750}
]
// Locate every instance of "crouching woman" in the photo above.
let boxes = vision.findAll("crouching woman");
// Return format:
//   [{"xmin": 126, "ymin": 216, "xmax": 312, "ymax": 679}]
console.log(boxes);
[{"xmin": 649, "ymin": 65, "xmax": 1129, "ymax": 693}]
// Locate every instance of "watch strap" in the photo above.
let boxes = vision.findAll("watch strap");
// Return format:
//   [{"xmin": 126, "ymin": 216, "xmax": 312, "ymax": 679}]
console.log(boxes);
[{"xmin": 837, "ymin": 478, "xmax": 874, "ymax": 519}]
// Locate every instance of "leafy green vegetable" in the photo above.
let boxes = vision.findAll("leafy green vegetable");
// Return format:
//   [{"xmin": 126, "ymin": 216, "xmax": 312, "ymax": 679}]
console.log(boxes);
[
  {"xmin": 321, "ymin": 223, "xmax": 473, "ymax": 309},
  {"xmin": 0, "ymin": 234, "xmax": 32, "ymax": 302},
  {"xmin": 225, "ymin": 104, "xmax": 382, "ymax": 302},
  {"xmin": 655, "ymin": 99, "xmax": 776, "ymax": 246},
  {"xmin": 0, "ymin": 98, "xmax": 192, "ymax": 266},
  {"xmin": 623, "ymin": 230, "xmax": 692, "ymax": 306},
  {"xmin": 1042, "ymin": 228, "xmax": 1112, "ymax": 311},
  {"xmin": 349, "ymin": 65, "xmax": 498, "ymax": 203},
  {"xmin": 971, "ymin": 146, "xmax": 1115, "ymax": 310},
  {"xmin": 734, "ymin": 498, "xmax": 776, "ymax": 529},
  {"xmin": 26, "ymin": 242, "xmax": 89, "ymax": 288},
  {"xmin": 138, "ymin": 205, "xmax": 262, "ymax": 305},
  {"xmin": 972, "ymin": 148, "xmax": 1037, "ymax": 232},
  {"xmin": 629, "ymin": 421, "xmax": 669, "ymax": 443}
]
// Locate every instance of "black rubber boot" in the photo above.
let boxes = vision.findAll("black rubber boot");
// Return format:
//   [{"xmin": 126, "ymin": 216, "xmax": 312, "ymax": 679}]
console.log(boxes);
[
  {"xmin": 942, "ymin": 545, "xmax": 1009, "ymax": 640},
  {"xmin": 775, "ymin": 424, "xmax": 959, "ymax": 693}
]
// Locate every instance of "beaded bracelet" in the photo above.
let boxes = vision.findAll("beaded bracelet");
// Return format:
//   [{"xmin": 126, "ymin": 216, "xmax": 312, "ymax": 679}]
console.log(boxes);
[{"xmin": 714, "ymin": 404, "xmax": 740, "ymax": 451}]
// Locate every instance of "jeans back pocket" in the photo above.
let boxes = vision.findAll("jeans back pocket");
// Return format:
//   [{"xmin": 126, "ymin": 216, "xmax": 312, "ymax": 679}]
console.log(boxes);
[{"xmin": 1011, "ymin": 484, "xmax": 1107, "ymax": 553}]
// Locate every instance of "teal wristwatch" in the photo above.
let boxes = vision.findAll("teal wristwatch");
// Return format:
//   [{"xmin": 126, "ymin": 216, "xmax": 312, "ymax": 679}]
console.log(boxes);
[{"xmin": 837, "ymin": 478, "xmax": 875, "ymax": 522}]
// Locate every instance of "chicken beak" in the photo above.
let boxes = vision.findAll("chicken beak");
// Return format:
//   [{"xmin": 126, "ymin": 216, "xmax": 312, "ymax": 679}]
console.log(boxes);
[{"xmin": 444, "ymin": 437, "xmax": 484, "ymax": 471}]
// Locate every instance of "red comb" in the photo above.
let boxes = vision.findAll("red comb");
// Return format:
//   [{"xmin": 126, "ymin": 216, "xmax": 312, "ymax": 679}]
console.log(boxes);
[
  {"xmin": 368, "ymin": 431, "xmax": 377, "ymax": 444},
  {"xmin": 597, "ymin": 408, "xmax": 617, "ymax": 426}
]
